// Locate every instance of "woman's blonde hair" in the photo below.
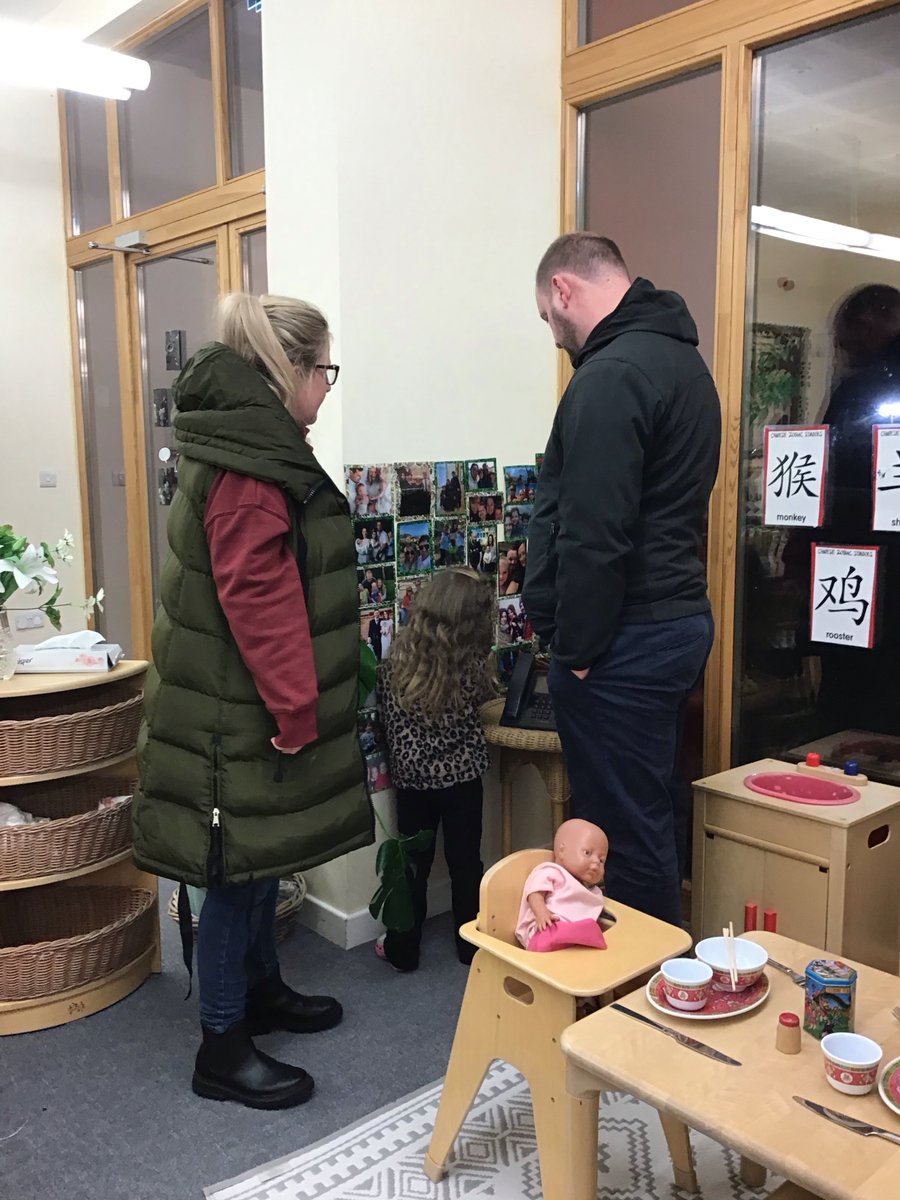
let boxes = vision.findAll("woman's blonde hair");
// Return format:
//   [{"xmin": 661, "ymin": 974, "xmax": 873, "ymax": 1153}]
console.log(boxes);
[
  {"xmin": 216, "ymin": 292, "xmax": 329, "ymax": 410},
  {"xmin": 389, "ymin": 567, "xmax": 497, "ymax": 719}
]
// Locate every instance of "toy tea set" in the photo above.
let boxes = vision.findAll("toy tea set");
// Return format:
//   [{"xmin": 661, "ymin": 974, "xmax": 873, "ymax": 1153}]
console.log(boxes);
[{"xmin": 648, "ymin": 928, "xmax": 900, "ymax": 1122}]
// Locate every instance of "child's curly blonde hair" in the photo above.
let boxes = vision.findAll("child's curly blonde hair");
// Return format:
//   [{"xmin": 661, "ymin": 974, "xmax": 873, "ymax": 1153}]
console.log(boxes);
[{"xmin": 389, "ymin": 567, "xmax": 497, "ymax": 719}]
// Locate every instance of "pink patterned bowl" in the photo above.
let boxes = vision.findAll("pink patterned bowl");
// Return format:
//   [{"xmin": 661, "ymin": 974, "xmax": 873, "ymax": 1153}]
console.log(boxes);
[
  {"xmin": 822, "ymin": 1032, "xmax": 883, "ymax": 1096},
  {"xmin": 660, "ymin": 958, "xmax": 713, "ymax": 1011}
]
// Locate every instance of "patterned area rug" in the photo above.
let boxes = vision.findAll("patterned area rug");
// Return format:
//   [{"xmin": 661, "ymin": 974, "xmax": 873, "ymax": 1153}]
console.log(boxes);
[{"xmin": 205, "ymin": 1061, "xmax": 782, "ymax": 1200}]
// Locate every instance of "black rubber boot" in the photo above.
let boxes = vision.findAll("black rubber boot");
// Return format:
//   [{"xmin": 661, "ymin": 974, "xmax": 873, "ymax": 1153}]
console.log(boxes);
[
  {"xmin": 246, "ymin": 972, "xmax": 343, "ymax": 1036},
  {"xmin": 191, "ymin": 1019, "xmax": 314, "ymax": 1109}
]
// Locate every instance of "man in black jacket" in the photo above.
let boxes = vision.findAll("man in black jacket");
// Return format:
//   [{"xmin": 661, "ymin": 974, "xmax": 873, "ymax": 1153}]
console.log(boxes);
[{"xmin": 525, "ymin": 232, "xmax": 721, "ymax": 926}]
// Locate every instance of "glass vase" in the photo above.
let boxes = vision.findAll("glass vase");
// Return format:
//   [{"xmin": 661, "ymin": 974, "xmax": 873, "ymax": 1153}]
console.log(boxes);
[{"xmin": 0, "ymin": 609, "xmax": 14, "ymax": 681}]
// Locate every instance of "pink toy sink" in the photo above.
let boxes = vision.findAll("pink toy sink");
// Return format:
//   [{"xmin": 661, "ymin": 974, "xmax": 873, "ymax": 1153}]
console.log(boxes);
[{"xmin": 743, "ymin": 772, "xmax": 860, "ymax": 806}]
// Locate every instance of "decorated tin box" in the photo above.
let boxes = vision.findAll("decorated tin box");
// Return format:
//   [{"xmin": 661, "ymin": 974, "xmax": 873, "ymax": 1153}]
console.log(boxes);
[{"xmin": 803, "ymin": 958, "xmax": 857, "ymax": 1040}]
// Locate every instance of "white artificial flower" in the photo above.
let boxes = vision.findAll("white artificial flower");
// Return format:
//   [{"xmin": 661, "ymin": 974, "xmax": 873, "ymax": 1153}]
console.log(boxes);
[
  {"xmin": 54, "ymin": 531, "xmax": 75, "ymax": 561},
  {"xmin": 0, "ymin": 544, "xmax": 58, "ymax": 593},
  {"xmin": 95, "ymin": 587, "xmax": 105, "ymax": 612}
]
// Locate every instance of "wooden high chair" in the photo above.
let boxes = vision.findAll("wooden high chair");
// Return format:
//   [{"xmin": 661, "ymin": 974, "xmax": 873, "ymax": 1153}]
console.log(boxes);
[{"xmin": 423, "ymin": 849, "xmax": 696, "ymax": 1200}]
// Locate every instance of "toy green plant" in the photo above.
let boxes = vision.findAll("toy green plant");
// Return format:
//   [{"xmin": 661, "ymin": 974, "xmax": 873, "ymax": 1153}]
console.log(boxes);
[
  {"xmin": 368, "ymin": 806, "xmax": 434, "ymax": 933},
  {"xmin": 0, "ymin": 525, "xmax": 103, "ymax": 629}
]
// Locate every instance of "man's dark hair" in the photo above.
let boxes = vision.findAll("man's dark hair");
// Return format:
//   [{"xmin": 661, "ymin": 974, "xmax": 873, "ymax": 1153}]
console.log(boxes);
[{"xmin": 536, "ymin": 232, "xmax": 629, "ymax": 289}]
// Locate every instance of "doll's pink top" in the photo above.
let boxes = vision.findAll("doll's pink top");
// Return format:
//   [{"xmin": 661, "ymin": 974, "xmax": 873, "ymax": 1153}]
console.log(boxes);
[{"xmin": 515, "ymin": 861, "xmax": 605, "ymax": 948}]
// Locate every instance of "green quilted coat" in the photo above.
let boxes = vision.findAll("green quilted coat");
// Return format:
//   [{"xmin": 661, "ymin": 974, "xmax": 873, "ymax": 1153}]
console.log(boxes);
[{"xmin": 132, "ymin": 343, "xmax": 373, "ymax": 887}]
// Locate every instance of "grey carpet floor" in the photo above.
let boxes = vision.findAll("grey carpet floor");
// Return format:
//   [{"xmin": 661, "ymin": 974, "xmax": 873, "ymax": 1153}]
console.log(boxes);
[{"xmin": 1, "ymin": 889, "xmax": 469, "ymax": 1200}]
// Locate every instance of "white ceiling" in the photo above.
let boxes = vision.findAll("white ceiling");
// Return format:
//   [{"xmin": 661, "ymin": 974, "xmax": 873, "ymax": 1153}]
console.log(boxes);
[{"xmin": 758, "ymin": 8, "xmax": 900, "ymax": 235}]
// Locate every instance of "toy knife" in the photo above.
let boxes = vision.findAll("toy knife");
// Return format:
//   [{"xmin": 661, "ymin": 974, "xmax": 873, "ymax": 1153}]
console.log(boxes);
[
  {"xmin": 793, "ymin": 1096, "xmax": 900, "ymax": 1145},
  {"xmin": 610, "ymin": 1003, "xmax": 741, "ymax": 1066}
]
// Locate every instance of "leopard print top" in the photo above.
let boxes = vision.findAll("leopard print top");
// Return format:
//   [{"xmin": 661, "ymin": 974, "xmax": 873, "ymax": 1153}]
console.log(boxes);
[{"xmin": 378, "ymin": 659, "xmax": 492, "ymax": 791}]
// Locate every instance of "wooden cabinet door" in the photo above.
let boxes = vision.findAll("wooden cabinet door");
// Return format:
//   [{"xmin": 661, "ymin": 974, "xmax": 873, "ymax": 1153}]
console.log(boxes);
[
  {"xmin": 700, "ymin": 833, "xmax": 765, "ymax": 940},
  {"xmin": 762, "ymin": 852, "xmax": 828, "ymax": 947}
]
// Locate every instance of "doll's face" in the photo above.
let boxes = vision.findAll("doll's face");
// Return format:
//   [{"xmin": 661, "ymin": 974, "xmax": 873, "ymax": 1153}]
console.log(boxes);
[{"xmin": 555, "ymin": 822, "xmax": 608, "ymax": 887}]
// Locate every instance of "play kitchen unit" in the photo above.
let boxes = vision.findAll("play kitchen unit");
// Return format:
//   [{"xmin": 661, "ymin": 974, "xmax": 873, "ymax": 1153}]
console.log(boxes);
[{"xmin": 692, "ymin": 758, "xmax": 900, "ymax": 973}]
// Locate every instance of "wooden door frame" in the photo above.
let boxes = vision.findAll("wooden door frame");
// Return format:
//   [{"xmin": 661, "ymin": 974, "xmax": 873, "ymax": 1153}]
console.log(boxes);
[
  {"xmin": 59, "ymin": 0, "xmax": 265, "ymax": 658},
  {"xmin": 562, "ymin": 0, "xmax": 899, "ymax": 773}
]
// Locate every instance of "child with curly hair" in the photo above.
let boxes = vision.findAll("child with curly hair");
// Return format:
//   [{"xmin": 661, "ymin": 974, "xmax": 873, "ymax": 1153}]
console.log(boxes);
[{"xmin": 376, "ymin": 567, "xmax": 497, "ymax": 971}]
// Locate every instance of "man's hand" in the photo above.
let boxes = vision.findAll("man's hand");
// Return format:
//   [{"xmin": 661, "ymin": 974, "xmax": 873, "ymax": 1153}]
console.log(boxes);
[{"xmin": 571, "ymin": 667, "xmax": 590, "ymax": 680}]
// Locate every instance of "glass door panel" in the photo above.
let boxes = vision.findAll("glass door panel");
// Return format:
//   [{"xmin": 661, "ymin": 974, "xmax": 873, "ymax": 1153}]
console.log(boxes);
[
  {"xmin": 119, "ymin": 8, "xmax": 216, "ymax": 215},
  {"xmin": 579, "ymin": 0, "xmax": 703, "ymax": 45},
  {"xmin": 74, "ymin": 260, "xmax": 132, "ymax": 652},
  {"xmin": 580, "ymin": 67, "xmax": 722, "ymax": 873},
  {"xmin": 136, "ymin": 242, "xmax": 219, "ymax": 602},
  {"xmin": 734, "ymin": 9, "xmax": 900, "ymax": 780},
  {"xmin": 240, "ymin": 226, "xmax": 267, "ymax": 293}
]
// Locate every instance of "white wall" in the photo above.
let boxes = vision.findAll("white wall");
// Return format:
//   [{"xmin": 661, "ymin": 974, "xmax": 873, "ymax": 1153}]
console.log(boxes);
[
  {"xmin": 0, "ymin": 84, "xmax": 86, "ymax": 638},
  {"xmin": 263, "ymin": 0, "xmax": 562, "ymax": 944}
]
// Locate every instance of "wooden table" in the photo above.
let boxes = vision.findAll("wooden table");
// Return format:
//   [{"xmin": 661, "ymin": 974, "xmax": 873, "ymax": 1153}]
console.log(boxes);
[
  {"xmin": 480, "ymin": 698, "xmax": 570, "ymax": 855},
  {"xmin": 562, "ymin": 932, "xmax": 900, "ymax": 1200}
]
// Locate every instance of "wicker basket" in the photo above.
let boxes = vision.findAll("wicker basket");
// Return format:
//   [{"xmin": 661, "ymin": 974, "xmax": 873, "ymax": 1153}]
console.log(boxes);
[
  {"xmin": 0, "ymin": 693, "xmax": 143, "ymax": 778},
  {"xmin": 0, "ymin": 884, "xmax": 155, "ymax": 1002},
  {"xmin": 0, "ymin": 776, "xmax": 137, "ymax": 883},
  {"xmin": 167, "ymin": 874, "xmax": 307, "ymax": 943}
]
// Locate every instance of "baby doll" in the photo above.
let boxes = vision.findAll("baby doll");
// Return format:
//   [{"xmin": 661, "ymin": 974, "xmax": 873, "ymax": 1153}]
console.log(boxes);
[{"xmin": 515, "ymin": 818, "xmax": 610, "ymax": 952}]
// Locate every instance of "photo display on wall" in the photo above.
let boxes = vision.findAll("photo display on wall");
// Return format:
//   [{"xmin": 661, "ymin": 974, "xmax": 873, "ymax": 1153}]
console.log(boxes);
[{"xmin": 346, "ymin": 453, "xmax": 546, "ymax": 796}]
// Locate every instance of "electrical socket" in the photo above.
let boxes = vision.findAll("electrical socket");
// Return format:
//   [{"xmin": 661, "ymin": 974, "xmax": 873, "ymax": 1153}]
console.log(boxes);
[{"xmin": 15, "ymin": 611, "xmax": 44, "ymax": 631}]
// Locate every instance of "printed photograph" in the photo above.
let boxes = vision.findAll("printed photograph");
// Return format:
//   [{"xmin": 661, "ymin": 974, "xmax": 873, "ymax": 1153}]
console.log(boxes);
[
  {"xmin": 467, "ymin": 493, "xmax": 503, "ymax": 524},
  {"xmin": 496, "ymin": 645, "xmax": 522, "ymax": 688},
  {"xmin": 504, "ymin": 465, "xmax": 538, "ymax": 505},
  {"xmin": 345, "ymin": 464, "xmax": 394, "ymax": 517},
  {"xmin": 434, "ymin": 518, "xmax": 467, "ymax": 568},
  {"xmin": 158, "ymin": 466, "xmax": 177, "ymax": 507},
  {"xmin": 395, "ymin": 462, "xmax": 434, "ymax": 517},
  {"xmin": 358, "ymin": 564, "xmax": 396, "ymax": 609},
  {"xmin": 397, "ymin": 520, "xmax": 433, "ymax": 576},
  {"xmin": 360, "ymin": 607, "xmax": 395, "ymax": 664},
  {"xmin": 535, "ymin": 452, "xmax": 545, "ymax": 474},
  {"xmin": 153, "ymin": 388, "xmax": 171, "ymax": 428},
  {"xmin": 397, "ymin": 578, "xmax": 425, "ymax": 627},
  {"xmin": 503, "ymin": 503, "xmax": 533, "ymax": 541},
  {"xmin": 497, "ymin": 594, "xmax": 533, "ymax": 647},
  {"xmin": 465, "ymin": 458, "xmax": 497, "ymax": 492},
  {"xmin": 435, "ymin": 461, "xmax": 466, "ymax": 515},
  {"xmin": 498, "ymin": 540, "xmax": 527, "ymax": 596},
  {"xmin": 468, "ymin": 524, "xmax": 498, "ymax": 575},
  {"xmin": 365, "ymin": 750, "xmax": 392, "ymax": 795},
  {"xmin": 353, "ymin": 518, "xmax": 395, "ymax": 565},
  {"xmin": 358, "ymin": 710, "xmax": 386, "ymax": 758}
]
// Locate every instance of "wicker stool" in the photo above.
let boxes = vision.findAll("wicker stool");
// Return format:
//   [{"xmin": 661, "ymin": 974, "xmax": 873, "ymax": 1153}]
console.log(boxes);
[{"xmin": 480, "ymin": 698, "xmax": 570, "ymax": 856}]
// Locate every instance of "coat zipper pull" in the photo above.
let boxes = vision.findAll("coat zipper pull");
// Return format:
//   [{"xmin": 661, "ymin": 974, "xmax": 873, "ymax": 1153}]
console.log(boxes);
[{"xmin": 207, "ymin": 806, "xmax": 224, "ymax": 887}]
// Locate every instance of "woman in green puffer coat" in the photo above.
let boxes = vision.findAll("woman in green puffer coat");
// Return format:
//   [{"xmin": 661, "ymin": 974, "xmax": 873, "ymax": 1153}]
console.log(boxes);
[{"xmin": 133, "ymin": 293, "xmax": 372, "ymax": 1110}]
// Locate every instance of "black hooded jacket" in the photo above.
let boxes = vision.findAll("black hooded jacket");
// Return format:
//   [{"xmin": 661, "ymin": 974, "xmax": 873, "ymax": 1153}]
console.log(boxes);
[{"xmin": 524, "ymin": 278, "xmax": 721, "ymax": 668}]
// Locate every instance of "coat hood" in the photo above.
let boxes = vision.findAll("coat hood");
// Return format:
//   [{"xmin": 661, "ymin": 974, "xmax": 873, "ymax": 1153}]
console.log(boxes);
[
  {"xmin": 573, "ymin": 277, "xmax": 699, "ymax": 369},
  {"xmin": 173, "ymin": 342, "xmax": 326, "ymax": 505}
]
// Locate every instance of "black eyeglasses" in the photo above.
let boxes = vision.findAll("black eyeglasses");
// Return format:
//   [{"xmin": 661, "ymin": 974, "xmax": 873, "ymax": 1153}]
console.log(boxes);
[{"xmin": 316, "ymin": 363, "xmax": 340, "ymax": 385}]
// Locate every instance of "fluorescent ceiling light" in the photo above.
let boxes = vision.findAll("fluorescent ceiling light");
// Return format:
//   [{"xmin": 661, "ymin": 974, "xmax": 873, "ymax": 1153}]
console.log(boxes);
[
  {"xmin": 751, "ymin": 205, "xmax": 900, "ymax": 265},
  {"xmin": 877, "ymin": 401, "xmax": 900, "ymax": 418},
  {"xmin": 0, "ymin": 19, "xmax": 151, "ymax": 100}
]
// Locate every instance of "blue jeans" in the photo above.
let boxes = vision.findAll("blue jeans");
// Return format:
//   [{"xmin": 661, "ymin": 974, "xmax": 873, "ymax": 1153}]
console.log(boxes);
[
  {"xmin": 196, "ymin": 879, "xmax": 280, "ymax": 1032},
  {"xmin": 548, "ymin": 612, "xmax": 714, "ymax": 927}
]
